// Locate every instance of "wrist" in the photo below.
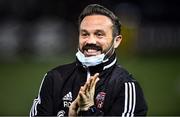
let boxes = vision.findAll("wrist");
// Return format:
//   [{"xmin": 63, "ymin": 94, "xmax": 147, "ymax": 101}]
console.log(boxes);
[
  {"xmin": 78, "ymin": 105, "xmax": 97, "ymax": 116},
  {"xmin": 87, "ymin": 105, "xmax": 97, "ymax": 113},
  {"xmin": 80, "ymin": 104, "xmax": 94, "ymax": 111}
]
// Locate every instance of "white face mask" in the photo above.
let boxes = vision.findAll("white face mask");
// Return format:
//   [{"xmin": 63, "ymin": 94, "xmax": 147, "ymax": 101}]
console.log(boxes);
[
  {"xmin": 76, "ymin": 50, "xmax": 107, "ymax": 67},
  {"xmin": 76, "ymin": 37, "xmax": 117, "ymax": 67}
]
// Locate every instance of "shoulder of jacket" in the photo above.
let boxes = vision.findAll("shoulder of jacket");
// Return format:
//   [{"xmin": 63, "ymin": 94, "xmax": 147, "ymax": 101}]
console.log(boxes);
[
  {"xmin": 45, "ymin": 61, "xmax": 77, "ymax": 79},
  {"xmin": 51, "ymin": 61, "xmax": 76, "ymax": 72},
  {"xmin": 111, "ymin": 64, "xmax": 136, "ymax": 83}
]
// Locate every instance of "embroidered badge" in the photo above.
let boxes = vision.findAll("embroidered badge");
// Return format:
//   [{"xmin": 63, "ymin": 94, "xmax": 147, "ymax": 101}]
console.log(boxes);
[{"xmin": 95, "ymin": 92, "xmax": 106, "ymax": 109}]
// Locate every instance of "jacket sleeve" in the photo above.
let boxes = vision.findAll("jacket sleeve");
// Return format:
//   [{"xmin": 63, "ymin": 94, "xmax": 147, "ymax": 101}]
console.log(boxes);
[
  {"xmin": 30, "ymin": 72, "xmax": 54, "ymax": 116},
  {"xmin": 108, "ymin": 81, "xmax": 148, "ymax": 116}
]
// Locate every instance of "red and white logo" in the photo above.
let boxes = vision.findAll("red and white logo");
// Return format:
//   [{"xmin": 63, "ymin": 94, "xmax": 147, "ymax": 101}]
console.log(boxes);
[{"xmin": 95, "ymin": 92, "xmax": 106, "ymax": 109}]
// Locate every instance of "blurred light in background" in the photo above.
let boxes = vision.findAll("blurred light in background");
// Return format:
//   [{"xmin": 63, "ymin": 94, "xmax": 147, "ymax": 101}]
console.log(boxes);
[
  {"xmin": 137, "ymin": 24, "xmax": 180, "ymax": 54},
  {"xmin": 31, "ymin": 18, "xmax": 66, "ymax": 58},
  {"xmin": 114, "ymin": 3, "xmax": 141, "ymax": 56},
  {"xmin": 0, "ymin": 20, "xmax": 20, "ymax": 59}
]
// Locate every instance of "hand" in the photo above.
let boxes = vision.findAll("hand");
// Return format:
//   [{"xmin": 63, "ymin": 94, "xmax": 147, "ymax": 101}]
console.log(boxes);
[
  {"xmin": 68, "ymin": 95, "xmax": 79, "ymax": 117},
  {"xmin": 79, "ymin": 73, "xmax": 100, "ymax": 111}
]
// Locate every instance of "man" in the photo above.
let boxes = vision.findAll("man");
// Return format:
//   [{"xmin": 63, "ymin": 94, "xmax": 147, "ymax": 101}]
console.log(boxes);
[{"xmin": 30, "ymin": 4, "xmax": 148, "ymax": 116}]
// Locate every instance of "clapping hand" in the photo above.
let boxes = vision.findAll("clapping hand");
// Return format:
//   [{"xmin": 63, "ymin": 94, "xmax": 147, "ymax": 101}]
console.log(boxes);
[{"xmin": 68, "ymin": 73, "xmax": 99, "ymax": 116}]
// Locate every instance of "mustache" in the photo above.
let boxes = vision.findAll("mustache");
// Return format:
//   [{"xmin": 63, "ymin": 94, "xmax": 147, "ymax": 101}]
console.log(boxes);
[{"xmin": 82, "ymin": 44, "xmax": 102, "ymax": 51}]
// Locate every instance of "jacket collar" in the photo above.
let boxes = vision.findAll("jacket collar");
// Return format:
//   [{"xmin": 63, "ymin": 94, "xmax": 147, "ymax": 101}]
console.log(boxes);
[{"xmin": 76, "ymin": 53, "xmax": 117, "ymax": 74}]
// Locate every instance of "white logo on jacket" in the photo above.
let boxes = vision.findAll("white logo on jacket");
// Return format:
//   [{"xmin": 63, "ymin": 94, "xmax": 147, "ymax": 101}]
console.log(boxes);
[
  {"xmin": 57, "ymin": 110, "xmax": 65, "ymax": 117},
  {"xmin": 62, "ymin": 92, "xmax": 72, "ymax": 108}
]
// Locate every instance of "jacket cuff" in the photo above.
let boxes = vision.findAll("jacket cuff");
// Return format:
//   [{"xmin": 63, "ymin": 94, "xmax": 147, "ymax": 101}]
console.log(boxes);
[{"xmin": 78, "ymin": 105, "xmax": 103, "ymax": 116}]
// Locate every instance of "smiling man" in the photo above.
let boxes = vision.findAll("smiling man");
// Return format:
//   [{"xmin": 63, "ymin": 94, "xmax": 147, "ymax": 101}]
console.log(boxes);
[{"xmin": 30, "ymin": 4, "xmax": 148, "ymax": 117}]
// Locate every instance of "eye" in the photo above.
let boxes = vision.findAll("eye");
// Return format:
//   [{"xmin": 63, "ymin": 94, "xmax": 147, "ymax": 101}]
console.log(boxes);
[
  {"xmin": 81, "ymin": 32, "xmax": 89, "ymax": 38},
  {"xmin": 95, "ymin": 32, "xmax": 104, "ymax": 38}
]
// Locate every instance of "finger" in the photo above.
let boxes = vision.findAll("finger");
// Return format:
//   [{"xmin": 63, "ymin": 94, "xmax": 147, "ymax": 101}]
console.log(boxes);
[
  {"xmin": 83, "ymin": 82, "xmax": 89, "ymax": 93},
  {"xmin": 95, "ymin": 77, "xmax": 100, "ymax": 84},
  {"xmin": 69, "ymin": 95, "xmax": 80, "ymax": 111},
  {"xmin": 80, "ymin": 86, "xmax": 85, "ymax": 92},
  {"xmin": 79, "ymin": 86, "xmax": 87, "ymax": 100},
  {"xmin": 79, "ymin": 91, "xmax": 87, "ymax": 103},
  {"xmin": 93, "ymin": 73, "xmax": 99, "ymax": 78},
  {"xmin": 74, "ymin": 94, "xmax": 80, "ymax": 104},
  {"xmin": 92, "ymin": 73, "xmax": 99, "ymax": 83},
  {"xmin": 85, "ymin": 82, "xmax": 90, "ymax": 96},
  {"xmin": 91, "ymin": 77, "xmax": 100, "ymax": 94},
  {"xmin": 90, "ymin": 73, "xmax": 98, "ymax": 88},
  {"xmin": 90, "ymin": 73, "xmax": 99, "ymax": 88},
  {"xmin": 87, "ymin": 77, "xmax": 93, "ymax": 92}
]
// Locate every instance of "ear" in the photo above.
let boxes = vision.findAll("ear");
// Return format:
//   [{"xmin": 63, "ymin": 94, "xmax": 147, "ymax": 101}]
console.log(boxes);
[{"xmin": 114, "ymin": 35, "xmax": 122, "ymax": 48}]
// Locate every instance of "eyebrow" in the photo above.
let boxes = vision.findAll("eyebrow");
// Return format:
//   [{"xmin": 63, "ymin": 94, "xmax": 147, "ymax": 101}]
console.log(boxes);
[
  {"xmin": 80, "ymin": 29, "xmax": 105, "ymax": 33},
  {"xmin": 80, "ymin": 29, "xmax": 88, "ymax": 32},
  {"xmin": 95, "ymin": 29, "xmax": 105, "ymax": 33}
]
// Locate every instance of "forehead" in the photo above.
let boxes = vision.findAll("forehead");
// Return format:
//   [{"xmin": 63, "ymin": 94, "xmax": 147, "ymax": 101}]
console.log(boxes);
[{"xmin": 80, "ymin": 15, "xmax": 113, "ymax": 30}]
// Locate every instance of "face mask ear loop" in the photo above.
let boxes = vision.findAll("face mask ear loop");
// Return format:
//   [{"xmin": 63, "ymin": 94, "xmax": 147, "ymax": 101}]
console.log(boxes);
[{"xmin": 103, "ymin": 37, "xmax": 116, "ymax": 62}]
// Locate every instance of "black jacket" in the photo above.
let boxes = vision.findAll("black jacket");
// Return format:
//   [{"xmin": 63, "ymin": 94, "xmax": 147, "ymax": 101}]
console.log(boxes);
[{"xmin": 30, "ymin": 54, "xmax": 148, "ymax": 116}]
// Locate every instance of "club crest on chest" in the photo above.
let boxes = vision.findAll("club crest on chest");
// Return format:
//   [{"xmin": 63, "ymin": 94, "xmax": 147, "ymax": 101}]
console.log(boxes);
[{"xmin": 95, "ymin": 92, "xmax": 106, "ymax": 109}]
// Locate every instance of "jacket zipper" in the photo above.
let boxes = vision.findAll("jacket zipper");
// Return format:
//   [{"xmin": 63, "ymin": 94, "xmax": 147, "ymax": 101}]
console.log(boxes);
[{"xmin": 83, "ymin": 65, "xmax": 91, "ymax": 81}]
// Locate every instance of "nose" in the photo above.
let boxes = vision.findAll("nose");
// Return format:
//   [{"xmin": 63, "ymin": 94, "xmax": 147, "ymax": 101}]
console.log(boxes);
[{"xmin": 86, "ymin": 35, "xmax": 96, "ymax": 45}]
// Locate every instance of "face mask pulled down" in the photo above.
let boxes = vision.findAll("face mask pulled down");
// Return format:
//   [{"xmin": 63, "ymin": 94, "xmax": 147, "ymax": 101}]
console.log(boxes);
[{"xmin": 76, "ymin": 50, "xmax": 107, "ymax": 67}]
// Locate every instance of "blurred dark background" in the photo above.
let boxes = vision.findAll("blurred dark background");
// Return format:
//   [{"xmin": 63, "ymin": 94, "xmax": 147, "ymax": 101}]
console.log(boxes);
[{"xmin": 0, "ymin": 0, "xmax": 180, "ymax": 116}]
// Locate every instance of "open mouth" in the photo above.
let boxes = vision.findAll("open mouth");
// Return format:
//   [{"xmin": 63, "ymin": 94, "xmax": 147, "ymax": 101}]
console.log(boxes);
[
  {"xmin": 84, "ymin": 49, "xmax": 101, "ymax": 57},
  {"xmin": 82, "ymin": 44, "xmax": 102, "ymax": 57}
]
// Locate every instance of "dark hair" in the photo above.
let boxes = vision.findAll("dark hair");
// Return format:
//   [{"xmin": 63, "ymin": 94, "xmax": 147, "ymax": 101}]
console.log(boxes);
[{"xmin": 78, "ymin": 4, "xmax": 121, "ymax": 38}]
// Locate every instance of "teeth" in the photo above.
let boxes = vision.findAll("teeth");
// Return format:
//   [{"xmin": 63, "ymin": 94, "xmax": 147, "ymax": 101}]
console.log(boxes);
[
  {"xmin": 87, "ymin": 49, "xmax": 97, "ymax": 53},
  {"xmin": 84, "ymin": 49, "xmax": 101, "ymax": 56}
]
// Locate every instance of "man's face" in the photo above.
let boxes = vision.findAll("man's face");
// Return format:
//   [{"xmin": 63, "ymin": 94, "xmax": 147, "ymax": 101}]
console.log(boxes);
[{"xmin": 79, "ymin": 15, "xmax": 114, "ymax": 57}]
